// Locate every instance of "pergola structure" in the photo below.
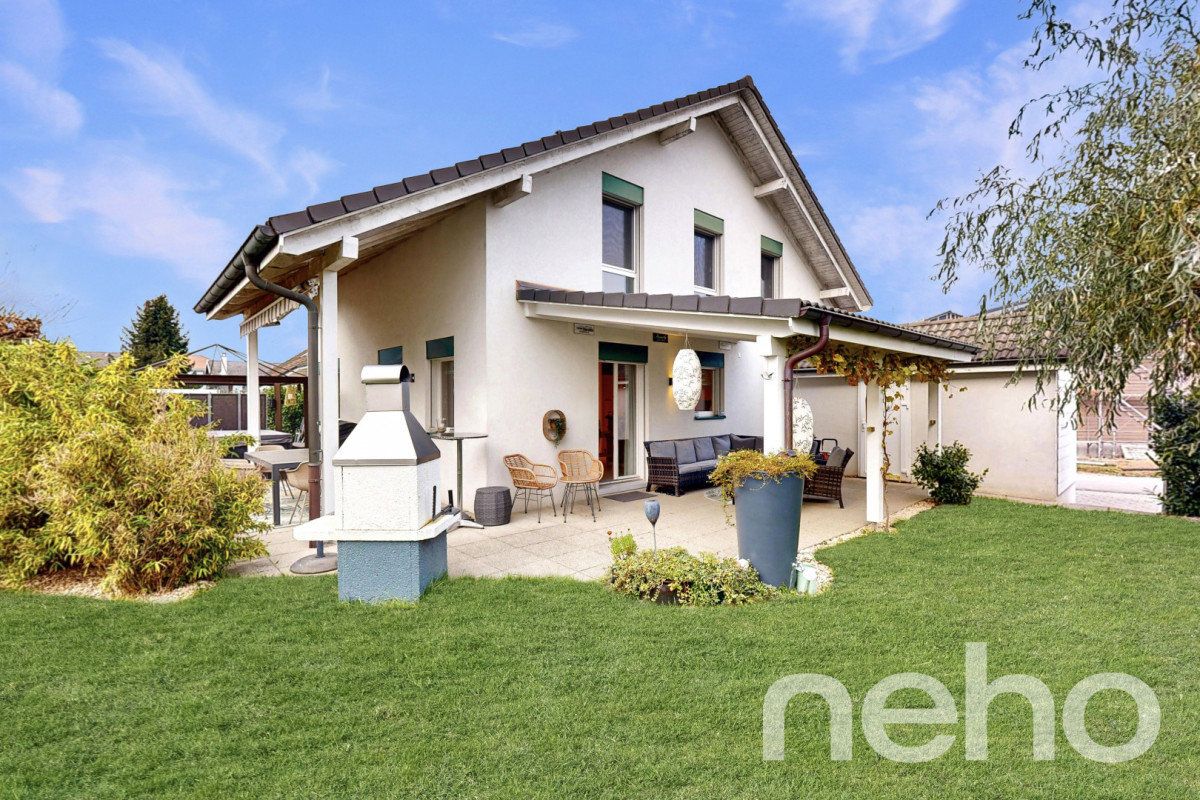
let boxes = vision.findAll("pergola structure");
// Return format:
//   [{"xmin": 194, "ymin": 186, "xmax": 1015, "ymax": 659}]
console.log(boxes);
[
  {"xmin": 516, "ymin": 286, "xmax": 978, "ymax": 523},
  {"xmin": 169, "ymin": 344, "xmax": 307, "ymax": 434}
]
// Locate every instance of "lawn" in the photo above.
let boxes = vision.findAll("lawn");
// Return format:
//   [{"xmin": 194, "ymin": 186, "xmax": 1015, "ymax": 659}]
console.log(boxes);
[{"xmin": 2, "ymin": 499, "xmax": 1198, "ymax": 799}]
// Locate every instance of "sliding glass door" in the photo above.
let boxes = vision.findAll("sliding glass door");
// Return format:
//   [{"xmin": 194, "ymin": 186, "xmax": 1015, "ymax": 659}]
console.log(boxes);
[{"xmin": 598, "ymin": 361, "xmax": 639, "ymax": 481}]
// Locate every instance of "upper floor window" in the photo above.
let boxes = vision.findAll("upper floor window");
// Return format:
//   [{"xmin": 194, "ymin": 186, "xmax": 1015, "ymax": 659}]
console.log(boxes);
[
  {"xmin": 601, "ymin": 173, "xmax": 643, "ymax": 293},
  {"xmin": 761, "ymin": 236, "xmax": 783, "ymax": 298},
  {"xmin": 694, "ymin": 231, "xmax": 717, "ymax": 292},
  {"xmin": 694, "ymin": 210, "xmax": 724, "ymax": 295}
]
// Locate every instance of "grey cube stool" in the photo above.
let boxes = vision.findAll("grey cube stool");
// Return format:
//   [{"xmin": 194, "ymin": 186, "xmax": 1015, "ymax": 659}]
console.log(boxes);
[{"xmin": 474, "ymin": 486, "xmax": 513, "ymax": 527}]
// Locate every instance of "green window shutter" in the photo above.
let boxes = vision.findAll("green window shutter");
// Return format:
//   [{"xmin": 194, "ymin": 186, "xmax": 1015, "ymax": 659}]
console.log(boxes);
[
  {"xmin": 602, "ymin": 173, "xmax": 644, "ymax": 206},
  {"xmin": 697, "ymin": 351, "xmax": 724, "ymax": 369},
  {"xmin": 761, "ymin": 235, "xmax": 783, "ymax": 258},
  {"xmin": 694, "ymin": 209, "xmax": 724, "ymax": 235},
  {"xmin": 425, "ymin": 336, "xmax": 454, "ymax": 360},
  {"xmin": 377, "ymin": 345, "xmax": 404, "ymax": 365},
  {"xmin": 598, "ymin": 341, "xmax": 648, "ymax": 364}
]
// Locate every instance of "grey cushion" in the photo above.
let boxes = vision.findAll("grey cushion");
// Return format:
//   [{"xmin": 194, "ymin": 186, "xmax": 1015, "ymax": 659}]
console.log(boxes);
[
  {"xmin": 675, "ymin": 439, "xmax": 698, "ymax": 465},
  {"xmin": 753, "ymin": 436, "xmax": 764, "ymax": 452},
  {"xmin": 829, "ymin": 447, "xmax": 848, "ymax": 468},
  {"xmin": 712, "ymin": 434, "xmax": 731, "ymax": 456},
  {"xmin": 694, "ymin": 436, "xmax": 716, "ymax": 462},
  {"xmin": 647, "ymin": 441, "xmax": 674, "ymax": 459},
  {"xmin": 730, "ymin": 434, "xmax": 756, "ymax": 451},
  {"xmin": 679, "ymin": 460, "xmax": 716, "ymax": 476}
]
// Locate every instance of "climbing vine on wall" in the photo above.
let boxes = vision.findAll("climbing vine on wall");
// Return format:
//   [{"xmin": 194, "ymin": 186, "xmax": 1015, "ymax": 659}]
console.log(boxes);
[{"xmin": 785, "ymin": 336, "xmax": 963, "ymax": 529}]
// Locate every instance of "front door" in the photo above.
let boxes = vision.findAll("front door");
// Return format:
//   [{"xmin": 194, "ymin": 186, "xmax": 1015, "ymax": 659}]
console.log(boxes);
[{"xmin": 598, "ymin": 361, "xmax": 639, "ymax": 481}]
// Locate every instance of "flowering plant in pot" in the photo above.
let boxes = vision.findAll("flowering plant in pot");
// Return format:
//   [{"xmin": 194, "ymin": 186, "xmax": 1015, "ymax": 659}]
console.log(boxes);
[{"xmin": 708, "ymin": 450, "xmax": 817, "ymax": 587}]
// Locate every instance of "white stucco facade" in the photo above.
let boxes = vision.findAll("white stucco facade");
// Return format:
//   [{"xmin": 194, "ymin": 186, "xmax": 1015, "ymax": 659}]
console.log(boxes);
[
  {"xmin": 214, "ymin": 82, "xmax": 1006, "ymax": 524},
  {"xmin": 329, "ymin": 115, "xmax": 838, "ymax": 501}
]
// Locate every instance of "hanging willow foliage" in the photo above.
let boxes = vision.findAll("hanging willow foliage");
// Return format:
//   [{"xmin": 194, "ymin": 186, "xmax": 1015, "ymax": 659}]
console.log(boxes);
[{"xmin": 933, "ymin": 0, "xmax": 1200, "ymax": 432}]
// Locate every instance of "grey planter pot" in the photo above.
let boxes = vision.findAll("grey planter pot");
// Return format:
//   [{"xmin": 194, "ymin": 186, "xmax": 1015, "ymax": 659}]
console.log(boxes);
[{"xmin": 734, "ymin": 474, "xmax": 805, "ymax": 587}]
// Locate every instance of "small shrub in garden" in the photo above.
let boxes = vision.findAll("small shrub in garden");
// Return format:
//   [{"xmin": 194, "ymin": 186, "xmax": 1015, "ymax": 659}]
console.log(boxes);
[
  {"xmin": 607, "ymin": 530, "xmax": 636, "ymax": 559},
  {"xmin": 608, "ymin": 540, "xmax": 776, "ymax": 606},
  {"xmin": 0, "ymin": 340, "xmax": 266, "ymax": 594},
  {"xmin": 1150, "ymin": 390, "xmax": 1200, "ymax": 517},
  {"xmin": 911, "ymin": 441, "xmax": 987, "ymax": 505}
]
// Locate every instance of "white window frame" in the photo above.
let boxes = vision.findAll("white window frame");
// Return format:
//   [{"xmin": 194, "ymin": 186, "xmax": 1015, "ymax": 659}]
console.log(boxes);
[
  {"xmin": 693, "ymin": 228, "xmax": 722, "ymax": 296},
  {"xmin": 429, "ymin": 357, "xmax": 454, "ymax": 428},
  {"xmin": 601, "ymin": 196, "xmax": 640, "ymax": 292}
]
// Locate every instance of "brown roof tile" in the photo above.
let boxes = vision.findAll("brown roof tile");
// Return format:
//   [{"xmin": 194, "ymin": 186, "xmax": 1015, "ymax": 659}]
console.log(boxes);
[
  {"xmin": 903, "ymin": 307, "xmax": 1049, "ymax": 362},
  {"xmin": 515, "ymin": 282, "xmax": 977, "ymax": 355}
]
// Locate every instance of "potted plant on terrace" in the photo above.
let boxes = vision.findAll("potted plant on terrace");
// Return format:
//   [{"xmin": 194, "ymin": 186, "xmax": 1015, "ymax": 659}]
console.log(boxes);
[{"xmin": 709, "ymin": 449, "xmax": 817, "ymax": 586}]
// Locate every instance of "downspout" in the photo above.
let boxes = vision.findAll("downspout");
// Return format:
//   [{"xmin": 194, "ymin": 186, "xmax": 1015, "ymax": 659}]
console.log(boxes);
[
  {"xmin": 242, "ymin": 254, "xmax": 322, "ymax": 524},
  {"xmin": 783, "ymin": 312, "xmax": 832, "ymax": 453}
]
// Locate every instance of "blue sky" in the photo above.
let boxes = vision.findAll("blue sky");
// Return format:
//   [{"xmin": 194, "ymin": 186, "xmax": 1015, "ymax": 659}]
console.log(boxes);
[{"xmin": 0, "ymin": 0, "xmax": 1091, "ymax": 361}]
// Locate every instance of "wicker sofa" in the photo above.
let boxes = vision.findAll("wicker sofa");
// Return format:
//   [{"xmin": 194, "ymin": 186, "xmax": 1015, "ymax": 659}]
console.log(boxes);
[{"xmin": 644, "ymin": 434, "xmax": 763, "ymax": 496}]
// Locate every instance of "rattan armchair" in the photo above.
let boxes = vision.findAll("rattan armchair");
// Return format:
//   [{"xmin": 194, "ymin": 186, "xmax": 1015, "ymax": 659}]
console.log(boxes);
[
  {"xmin": 804, "ymin": 447, "xmax": 855, "ymax": 508},
  {"xmin": 558, "ymin": 449, "xmax": 603, "ymax": 523},
  {"xmin": 503, "ymin": 454, "xmax": 558, "ymax": 523}
]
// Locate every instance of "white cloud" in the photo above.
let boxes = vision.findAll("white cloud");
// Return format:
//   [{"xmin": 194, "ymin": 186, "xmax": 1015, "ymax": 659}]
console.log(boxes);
[
  {"xmin": 840, "ymin": 202, "xmax": 990, "ymax": 321},
  {"xmin": 97, "ymin": 39, "xmax": 285, "ymax": 180},
  {"xmin": 6, "ymin": 166, "xmax": 67, "ymax": 222},
  {"xmin": 0, "ymin": 62, "xmax": 83, "ymax": 136},
  {"xmin": 290, "ymin": 65, "xmax": 339, "ymax": 114},
  {"xmin": 0, "ymin": 0, "xmax": 67, "ymax": 68},
  {"xmin": 908, "ymin": 42, "xmax": 1095, "ymax": 187},
  {"xmin": 787, "ymin": 0, "xmax": 962, "ymax": 69},
  {"xmin": 833, "ymin": 39, "xmax": 1097, "ymax": 319},
  {"xmin": 0, "ymin": 0, "xmax": 81, "ymax": 137},
  {"xmin": 492, "ymin": 21, "xmax": 579, "ymax": 48},
  {"xmin": 7, "ymin": 154, "xmax": 235, "ymax": 282},
  {"xmin": 288, "ymin": 147, "xmax": 336, "ymax": 197}
]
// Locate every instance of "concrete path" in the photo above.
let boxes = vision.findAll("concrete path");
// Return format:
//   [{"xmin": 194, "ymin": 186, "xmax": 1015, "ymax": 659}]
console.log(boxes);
[
  {"xmin": 230, "ymin": 477, "xmax": 931, "ymax": 580},
  {"xmin": 1072, "ymin": 472, "xmax": 1163, "ymax": 515}
]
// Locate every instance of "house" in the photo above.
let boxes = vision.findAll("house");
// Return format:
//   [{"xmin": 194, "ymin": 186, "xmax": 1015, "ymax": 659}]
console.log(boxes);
[
  {"xmin": 193, "ymin": 76, "xmax": 978, "ymax": 524},
  {"xmin": 792, "ymin": 306, "xmax": 1077, "ymax": 504}
]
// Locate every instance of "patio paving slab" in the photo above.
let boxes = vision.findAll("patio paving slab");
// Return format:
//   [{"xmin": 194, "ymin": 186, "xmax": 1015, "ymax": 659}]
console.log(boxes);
[{"xmin": 234, "ymin": 477, "xmax": 932, "ymax": 582}]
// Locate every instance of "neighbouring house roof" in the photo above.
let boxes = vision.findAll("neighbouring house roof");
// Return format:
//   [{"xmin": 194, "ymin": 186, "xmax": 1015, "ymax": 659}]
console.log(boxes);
[
  {"xmin": 921, "ymin": 310, "xmax": 964, "ymax": 322},
  {"xmin": 903, "ymin": 306, "xmax": 1053, "ymax": 364},
  {"xmin": 515, "ymin": 283, "xmax": 978, "ymax": 355},
  {"xmin": 195, "ymin": 76, "xmax": 872, "ymax": 317},
  {"xmin": 79, "ymin": 350, "xmax": 122, "ymax": 367},
  {"xmin": 276, "ymin": 350, "xmax": 308, "ymax": 376}
]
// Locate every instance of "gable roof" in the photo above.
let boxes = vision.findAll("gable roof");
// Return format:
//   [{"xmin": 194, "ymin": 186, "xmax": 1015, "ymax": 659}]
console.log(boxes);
[{"xmin": 194, "ymin": 76, "xmax": 872, "ymax": 317}]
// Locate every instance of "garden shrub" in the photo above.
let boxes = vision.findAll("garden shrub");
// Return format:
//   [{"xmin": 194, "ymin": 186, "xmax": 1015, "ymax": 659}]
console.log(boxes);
[
  {"xmin": 911, "ymin": 441, "xmax": 987, "ymax": 505},
  {"xmin": 1150, "ymin": 390, "xmax": 1200, "ymax": 517},
  {"xmin": 608, "ymin": 541, "xmax": 777, "ymax": 606},
  {"xmin": 0, "ymin": 340, "xmax": 266, "ymax": 594}
]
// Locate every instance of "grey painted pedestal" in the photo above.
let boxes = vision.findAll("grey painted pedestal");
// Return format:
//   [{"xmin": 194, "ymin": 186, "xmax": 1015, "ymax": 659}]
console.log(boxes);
[{"xmin": 337, "ymin": 533, "xmax": 448, "ymax": 603}]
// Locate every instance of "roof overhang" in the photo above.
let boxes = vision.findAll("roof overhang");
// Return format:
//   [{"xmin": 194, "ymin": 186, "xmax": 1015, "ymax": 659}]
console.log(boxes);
[
  {"xmin": 196, "ymin": 78, "xmax": 873, "ymax": 321},
  {"xmin": 517, "ymin": 287, "xmax": 977, "ymax": 362}
]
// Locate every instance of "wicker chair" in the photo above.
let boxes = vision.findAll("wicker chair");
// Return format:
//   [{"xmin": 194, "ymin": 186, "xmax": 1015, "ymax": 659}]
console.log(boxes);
[
  {"xmin": 503, "ymin": 454, "xmax": 558, "ymax": 523},
  {"xmin": 804, "ymin": 447, "xmax": 855, "ymax": 508},
  {"xmin": 558, "ymin": 449, "xmax": 603, "ymax": 523},
  {"xmin": 282, "ymin": 462, "xmax": 310, "ymax": 525}
]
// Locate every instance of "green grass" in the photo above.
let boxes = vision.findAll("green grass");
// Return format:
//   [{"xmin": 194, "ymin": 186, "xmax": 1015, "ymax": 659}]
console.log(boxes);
[{"xmin": 2, "ymin": 499, "xmax": 1198, "ymax": 799}]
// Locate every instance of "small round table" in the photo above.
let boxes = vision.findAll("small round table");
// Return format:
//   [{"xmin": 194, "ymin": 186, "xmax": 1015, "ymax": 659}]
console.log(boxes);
[{"xmin": 428, "ymin": 431, "xmax": 488, "ymax": 529}]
